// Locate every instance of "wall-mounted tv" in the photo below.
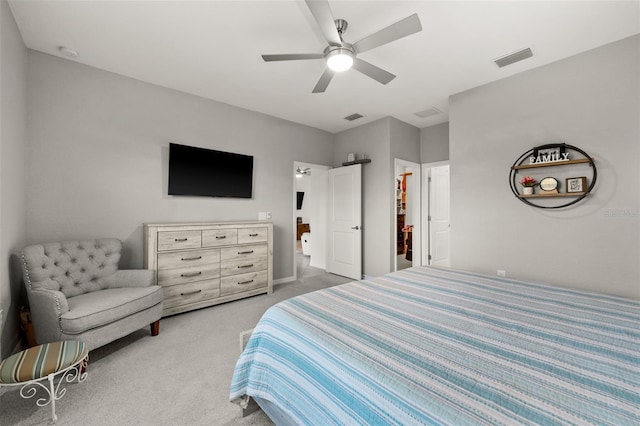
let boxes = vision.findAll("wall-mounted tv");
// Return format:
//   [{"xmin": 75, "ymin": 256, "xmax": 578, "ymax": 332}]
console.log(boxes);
[{"xmin": 168, "ymin": 143, "xmax": 253, "ymax": 198}]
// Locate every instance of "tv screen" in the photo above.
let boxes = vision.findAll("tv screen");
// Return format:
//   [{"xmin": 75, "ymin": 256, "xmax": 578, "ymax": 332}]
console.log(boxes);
[
  {"xmin": 296, "ymin": 192, "xmax": 304, "ymax": 210},
  {"xmin": 168, "ymin": 143, "xmax": 253, "ymax": 198}
]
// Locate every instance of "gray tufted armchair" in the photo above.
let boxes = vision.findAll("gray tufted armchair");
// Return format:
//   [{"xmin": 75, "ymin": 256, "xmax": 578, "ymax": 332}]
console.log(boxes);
[{"xmin": 21, "ymin": 239, "xmax": 163, "ymax": 351}]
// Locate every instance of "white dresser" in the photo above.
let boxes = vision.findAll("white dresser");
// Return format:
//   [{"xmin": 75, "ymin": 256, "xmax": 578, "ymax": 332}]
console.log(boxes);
[{"xmin": 143, "ymin": 221, "xmax": 273, "ymax": 316}]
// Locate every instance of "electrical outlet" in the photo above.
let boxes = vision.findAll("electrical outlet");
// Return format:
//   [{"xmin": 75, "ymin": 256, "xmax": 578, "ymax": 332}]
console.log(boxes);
[{"xmin": 497, "ymin": 270, "xmax": 506, "ymax": 277}]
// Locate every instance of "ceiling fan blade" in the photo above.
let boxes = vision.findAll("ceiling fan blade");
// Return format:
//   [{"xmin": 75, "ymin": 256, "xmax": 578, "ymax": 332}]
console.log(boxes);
[
  {"xmin": 352, "ymin": 13, "xmax": 422, "ymax": 54},
  {"xmin": 312, "ymin": 68, "xmax": 335, "ymax": 93},
  {"xmin": 262, "ymin": 53, "xmax": 324, "ymax": 62},
  {"xmin": 305, "ymin": 0, "xmax": 342, "ymax": 46},
  {"xmin": 352, "ymin": 59, "xmax": 396, "ymax": 85}
]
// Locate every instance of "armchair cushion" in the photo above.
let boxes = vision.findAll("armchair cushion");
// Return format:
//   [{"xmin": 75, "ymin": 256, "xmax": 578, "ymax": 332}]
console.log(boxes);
[{"xmin": 63, "ymin": 286, "xmax": 163, "ymax": 335}]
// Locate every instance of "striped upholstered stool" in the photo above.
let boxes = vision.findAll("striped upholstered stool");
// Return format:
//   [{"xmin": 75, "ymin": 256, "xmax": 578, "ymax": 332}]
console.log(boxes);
[{"xmin": 0, "ymin": 340, "xmax": 88, "ymax": 423}]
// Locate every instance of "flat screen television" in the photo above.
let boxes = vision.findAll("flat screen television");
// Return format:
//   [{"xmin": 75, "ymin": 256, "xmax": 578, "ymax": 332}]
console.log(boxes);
[{"xmin": 168, "ymin": 143, "xmax": 253, "ymax": 198}]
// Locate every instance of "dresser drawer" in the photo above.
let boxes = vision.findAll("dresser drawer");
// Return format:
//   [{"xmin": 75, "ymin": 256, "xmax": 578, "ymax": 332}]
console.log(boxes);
[
  {"xmin": 220, "ymin": 270, "xmax": 268, "ymax": 296},
  {"xmin": 202, "ymin": 229, "xmax": 238, "ymax": 247},
  {"xmin": 237, "ymin": 227, "xmax": 268, "ymax": 244},
  {"xmin": 158, "ymin": 264, "xmax": 220, "ymax": 287},
  {"xmin": 220, "ymin": 243, "xmax": 268, "ymax": 262},
  {"xmin": 162, "ymin": 279, "xmax": 220, "ymax": 310},
  {"xmin": 221, "ymin": 256, "xmax": 267, "ymax": 277},
  {"xmin": 157, "ymin": 248, "xmax": 220, "ymax": 270},
  {"xmin": 158, "ymin": 230, "xmax": 202, "ymax": 251}
]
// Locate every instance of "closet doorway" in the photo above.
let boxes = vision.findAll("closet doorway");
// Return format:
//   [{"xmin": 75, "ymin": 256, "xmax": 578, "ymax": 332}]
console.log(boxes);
[
  {"xmin": 394, "ymin": 159, "xmax": 421, "ymax": 271},
  {"xmin": 293, "ymin": 162, "xmax": 329, "ymax": 280}
]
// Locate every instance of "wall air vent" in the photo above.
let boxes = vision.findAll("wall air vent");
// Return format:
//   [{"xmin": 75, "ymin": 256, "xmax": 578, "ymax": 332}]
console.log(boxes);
[
  {"xmin": 413, "ymin": 107, "xmax": 442, "ymax": 119},
  {"xmin": 344, "ymin": 113, "xmax": 363, "ymax": 121},
  {"xmin": 494, "ymin": 48, "xmax": 533, "ymax": 68}
]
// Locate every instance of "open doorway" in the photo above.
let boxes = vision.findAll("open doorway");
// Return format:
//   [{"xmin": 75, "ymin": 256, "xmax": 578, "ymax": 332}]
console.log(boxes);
[
  {"xmin": 293, "ymin": 162, "xmax": 330, "ymax": 280},
  {"xmin": 394, "ymin": 159, "xmax": 421, "ymax": 271}
]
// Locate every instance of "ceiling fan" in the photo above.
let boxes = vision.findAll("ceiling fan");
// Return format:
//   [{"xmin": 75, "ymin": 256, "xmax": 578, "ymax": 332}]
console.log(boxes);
[
  {"xmin": 261, "ymin": 0, "xmax": 422, "ymax": 93},
  {"xmin": 296, "ymin": 167, "xmax": 311, "ymax": 178}
]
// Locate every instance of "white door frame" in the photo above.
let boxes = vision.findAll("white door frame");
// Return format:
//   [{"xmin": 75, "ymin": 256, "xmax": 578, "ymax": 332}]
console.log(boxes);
[
  {"xmin": 393, "ymin": 159, "xmax": 421, "ymax": 271},
  {"xmin": 421, "ymin": 160, "xmax": 450, "ymax": 266}
]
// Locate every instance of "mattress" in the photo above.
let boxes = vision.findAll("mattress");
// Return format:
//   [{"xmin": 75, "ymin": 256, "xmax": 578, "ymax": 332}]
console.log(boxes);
[{"xmin": 230, "ymin": 266, "xmax": 639, "ymax": 425}]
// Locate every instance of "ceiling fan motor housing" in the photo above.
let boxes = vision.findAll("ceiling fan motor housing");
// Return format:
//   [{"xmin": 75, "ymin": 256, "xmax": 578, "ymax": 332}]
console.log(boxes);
[{"xmin": 325, "ymin": 46, "xmax": 355, "ymax": 72}]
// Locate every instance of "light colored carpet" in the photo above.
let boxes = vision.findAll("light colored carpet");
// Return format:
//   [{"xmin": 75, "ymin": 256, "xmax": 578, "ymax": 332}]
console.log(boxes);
[{"xmin": 0, "ymin": 265, "xmax": 350, "ymax": 425}]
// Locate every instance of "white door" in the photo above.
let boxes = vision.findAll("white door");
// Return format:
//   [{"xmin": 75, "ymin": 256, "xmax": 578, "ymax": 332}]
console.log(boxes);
[
  {"xmin": 428, "ymin": 165, "xmax": 450, "ymax": 266},
  {"xmin": 327, "ymin": 164, "xmax": 362, "ymax": 280}
]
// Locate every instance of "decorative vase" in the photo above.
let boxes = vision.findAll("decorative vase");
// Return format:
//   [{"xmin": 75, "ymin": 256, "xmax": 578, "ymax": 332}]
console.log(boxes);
[{"xmin": 523, "ymin": 186, "xmax": 534, "ymax": 195}]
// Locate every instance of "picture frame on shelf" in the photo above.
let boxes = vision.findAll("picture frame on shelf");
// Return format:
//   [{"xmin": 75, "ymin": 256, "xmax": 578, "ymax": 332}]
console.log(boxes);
[
  {"xmin": 566, "ymin": 177, "xmax": 587, "ymax": 193},
  {"xmin": 532, "ymin": 145, "xmax": 566, "ymax": 162}
]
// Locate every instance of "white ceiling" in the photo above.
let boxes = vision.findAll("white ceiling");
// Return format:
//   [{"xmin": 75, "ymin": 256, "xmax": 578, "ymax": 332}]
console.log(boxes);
[{"xmin": 8, "ymin": 1, "xmax": 640, "ymax": 134}]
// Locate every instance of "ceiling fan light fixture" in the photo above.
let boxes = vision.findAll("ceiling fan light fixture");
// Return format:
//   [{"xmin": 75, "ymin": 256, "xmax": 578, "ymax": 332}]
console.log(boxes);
[{"xmin": 326, "ymin": 48, "xmax": 354, "ymax": 72}]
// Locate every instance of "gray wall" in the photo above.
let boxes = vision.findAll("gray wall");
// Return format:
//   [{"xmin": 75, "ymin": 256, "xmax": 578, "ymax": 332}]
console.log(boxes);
[
  {"xmin": 0, "ymin": 0, "xmax": 28, "ymax": 358},
  {"xmin": 333, "ymin": 117, "xmax": 421, "ymax": 277},
  {"xmin": 449, "ymin": 35, "xmax": 639, "ymax": 298},
  {"xmin": 26, "ymin": 51, "xmax": 334, "ymax": 282},
  {"xmin": 420, "ymin": 122, "xmax": 449, "ymax": 163},
  {"xmin": 334, "ymin": 118, "xmax": 392, "ymax": 277},
  {"xmin": 390, "ymin": 117, "xmax": 421, "ymax": 162}
]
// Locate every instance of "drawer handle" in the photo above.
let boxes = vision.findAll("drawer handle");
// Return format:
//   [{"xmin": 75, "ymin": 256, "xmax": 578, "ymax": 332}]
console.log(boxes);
[
  {"xmin": 181, "ymin": 256, "xmax": 202, "ymax": 261},
  {"xmin": 249, "ymin": 233, "xmax": 259, "ymax": 237},
  {"xmin": 181, "ymin": 289, "xmax": 202, "ymax": 296},
  {"xmin": 238, "ymin": 280, "xmax": 254, "ymax": 285},
  {"xmin": 174, "ymin": 238, "xmax": 188, "ymax": 242},
  {"xmin": 181, "ymin": 271, "xmax": 202, "ymax": 278},
  {"xmin": 238, "ymin": 250, "xmax": 254, "ymax": 255},
  {"xmin": 238, "ymin": 264, "xmax": 254, "ymax": 269},
  {"xmin": 216, "ymin": 235, "xmax": 227, "ymax": 240}
]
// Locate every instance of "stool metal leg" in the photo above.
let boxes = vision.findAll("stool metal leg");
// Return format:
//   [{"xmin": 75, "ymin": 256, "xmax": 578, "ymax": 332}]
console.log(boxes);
[
  {"xmin": 48, "ymin": 373, "xmax": 57, "ymax": 423},
  {"xmin": 15, "ymin": 355, "xmax": 88, "ymax": 423}
]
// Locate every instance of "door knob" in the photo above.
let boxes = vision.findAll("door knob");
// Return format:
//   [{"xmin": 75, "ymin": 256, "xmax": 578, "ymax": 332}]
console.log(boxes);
[{"xmin": 351, "ymin": 226, "xmax": 360, "ymax": 230}]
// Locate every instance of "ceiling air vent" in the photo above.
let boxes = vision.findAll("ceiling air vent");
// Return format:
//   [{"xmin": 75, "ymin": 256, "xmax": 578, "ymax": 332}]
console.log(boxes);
[
  {"xmin": 494, "ymin": 48, "xmax": 533, "ymax": 68},
  {"xmin": 344, "ymin": 113, "xmax": 363, "ymax": 121},
  {"xmin": 413, "ymin": 107, "xmax": 442, "ymax": 119}
]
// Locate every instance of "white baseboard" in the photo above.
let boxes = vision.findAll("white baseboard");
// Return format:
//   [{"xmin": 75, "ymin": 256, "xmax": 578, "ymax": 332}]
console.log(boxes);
[{"xmin": 274, "ymin": 276, "xmax": 296, "ymax": 285}]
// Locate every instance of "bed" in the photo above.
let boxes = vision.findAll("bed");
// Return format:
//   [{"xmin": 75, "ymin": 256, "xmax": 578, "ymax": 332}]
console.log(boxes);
[{"xmin": 230, "ymin": 266, "xmax": 639, "ymax": 425}]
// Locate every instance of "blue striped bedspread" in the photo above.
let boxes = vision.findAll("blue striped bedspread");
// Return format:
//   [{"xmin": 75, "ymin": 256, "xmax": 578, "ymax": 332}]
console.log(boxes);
[{"xmin": 230, "ymin": 266, "xmax": 639, "ymax": 425}]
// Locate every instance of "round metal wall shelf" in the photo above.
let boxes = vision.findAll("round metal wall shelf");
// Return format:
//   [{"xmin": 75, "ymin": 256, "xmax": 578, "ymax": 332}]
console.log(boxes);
[{"xmin": 509, "ymin": 143, "xmax": 597, "ymax": 209}]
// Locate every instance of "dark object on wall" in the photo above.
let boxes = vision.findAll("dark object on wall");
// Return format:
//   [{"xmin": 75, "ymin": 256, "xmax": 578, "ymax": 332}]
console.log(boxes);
[
  {"xmin": 168, "ymin": 143, "xmax": 253, "ymax": 198},
  {"xmin": 296, "ymin": 192, "xmax": 305, "ymax": 210}
]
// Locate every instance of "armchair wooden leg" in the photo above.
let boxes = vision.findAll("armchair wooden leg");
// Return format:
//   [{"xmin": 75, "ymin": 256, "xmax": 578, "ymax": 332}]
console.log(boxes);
[{"xmin": 150, "ymin": 320, "xmax": 160, "ymax": 336}]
